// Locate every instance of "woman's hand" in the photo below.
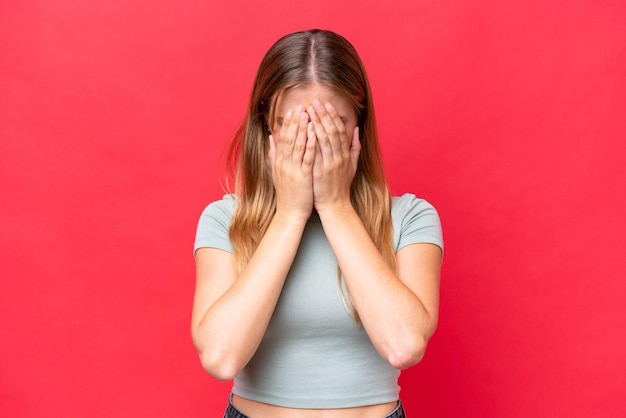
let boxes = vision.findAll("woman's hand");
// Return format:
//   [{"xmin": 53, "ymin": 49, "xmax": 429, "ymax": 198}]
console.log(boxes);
[
  {"xmin": 269, "ymin": 105, "xmax": 317, "ymax": 221},
  {"xmin": 307, "ymin": 100, "xmax": 361, "ymax": 213}
]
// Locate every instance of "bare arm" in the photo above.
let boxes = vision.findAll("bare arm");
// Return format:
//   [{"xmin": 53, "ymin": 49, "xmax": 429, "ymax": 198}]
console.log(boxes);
[
  {"xmin": 308, "ymin": 99, "xmax": 442, "ymax": 369},
  {"xmin": 318, "ymin": 205, "xmax": 441, "ymax": 369},
  {"xmin": 191, "ymin": 106, "xmax": 316, "ymax": 380},
  {"xmin": 191, "ymin": 213, "xmax": 308, "ymax": 381}
]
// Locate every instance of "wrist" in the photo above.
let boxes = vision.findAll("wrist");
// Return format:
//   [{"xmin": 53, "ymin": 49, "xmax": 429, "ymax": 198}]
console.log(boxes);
[
  {"xmin": 273, "ymin": 207, "xmax": 312, "ymax": 227},
  {"xmin": 315, "ymin": 200, "xmax": 356, "ymax": 220}
]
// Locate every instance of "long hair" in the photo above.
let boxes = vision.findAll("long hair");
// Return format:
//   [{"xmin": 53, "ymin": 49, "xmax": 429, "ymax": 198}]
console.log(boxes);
[{"xmin": 226, "ymin": 29, "xmax": 396, "ymax": 322}]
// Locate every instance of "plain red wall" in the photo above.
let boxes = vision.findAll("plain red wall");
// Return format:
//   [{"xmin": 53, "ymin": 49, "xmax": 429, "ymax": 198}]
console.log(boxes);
[{"xmin": 2, "ymin": 0, "xmax": 625, "ymax": 416}]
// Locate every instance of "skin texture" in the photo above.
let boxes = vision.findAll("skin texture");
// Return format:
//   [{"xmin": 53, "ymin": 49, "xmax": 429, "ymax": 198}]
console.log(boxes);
[{"xmin": 191, "ymin": 83, "xmax": 442, "ymax": 417}]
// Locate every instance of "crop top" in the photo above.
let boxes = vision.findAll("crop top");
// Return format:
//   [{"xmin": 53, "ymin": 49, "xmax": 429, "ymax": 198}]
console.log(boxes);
[{"xmin": 194, "ymin": 193, "xmax": 443, "ymax": 409}]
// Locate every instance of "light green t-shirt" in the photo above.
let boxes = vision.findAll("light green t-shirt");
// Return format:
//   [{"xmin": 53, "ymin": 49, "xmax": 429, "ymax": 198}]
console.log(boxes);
[{"xmin": 194, "ymin": 194, "xmax": 443, "ymax": 408}]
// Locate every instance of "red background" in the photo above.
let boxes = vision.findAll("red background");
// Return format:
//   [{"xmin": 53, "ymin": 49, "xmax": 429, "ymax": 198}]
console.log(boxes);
[{"xmin": 2, "ymin": 0, "xmax": 625, "ymax": 416}]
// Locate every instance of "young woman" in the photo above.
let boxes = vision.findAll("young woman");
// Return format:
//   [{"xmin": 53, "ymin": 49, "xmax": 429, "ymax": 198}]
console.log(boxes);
[{"xmin": 192, "ymin": 29, "xmax": 443, "ymax": 418}]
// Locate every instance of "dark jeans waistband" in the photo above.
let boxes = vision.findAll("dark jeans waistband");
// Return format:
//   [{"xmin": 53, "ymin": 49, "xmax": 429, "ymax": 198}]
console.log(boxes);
[{"xmin": 223, "ymin": 395, "xmax": 406, "ymax": 418}]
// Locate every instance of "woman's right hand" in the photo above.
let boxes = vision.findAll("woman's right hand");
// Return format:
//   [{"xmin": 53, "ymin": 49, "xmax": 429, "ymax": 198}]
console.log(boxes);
[
  {"xmin": 193, "ymin": 106, "xmax": 315, "ymax": 381},
  {"xmin": 268, "ymin": 105, "xmax": 316, "ymax": 221},
  {"xmin": 194, "ymin": 109, "xmax": 317, "ymax": 379}
]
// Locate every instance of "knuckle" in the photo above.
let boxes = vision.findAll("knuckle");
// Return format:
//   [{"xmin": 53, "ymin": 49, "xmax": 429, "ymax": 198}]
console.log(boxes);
[{"xmin": 293, "ymin": 142, "xmax": 305, "ymax": 154}]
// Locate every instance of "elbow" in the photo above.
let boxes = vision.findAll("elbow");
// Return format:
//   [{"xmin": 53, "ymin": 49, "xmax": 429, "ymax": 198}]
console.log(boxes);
[
  {"xmin": 386, "ymin": 321, "xmax": 437, "ymax": 370},
  {"xmin": 197, "ymin": 348, "xmax": 241, "ymax": 381},
  {"xmin": 386, "ymin": 335, "xmax": 428, "ymax": 370},
  {"xmin": 192, "ymin": 330, "xmax": 242, "ymax": 381}
]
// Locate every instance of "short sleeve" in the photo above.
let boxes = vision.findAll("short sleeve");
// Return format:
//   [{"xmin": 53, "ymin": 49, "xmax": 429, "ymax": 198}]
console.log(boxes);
[
  {"xmin": 392, "ymin": 194, "xmax": 444, "ymax": 254},
  {"xmin": 193, "ymin": 195, "xmax": 236, "ymax": 255}
]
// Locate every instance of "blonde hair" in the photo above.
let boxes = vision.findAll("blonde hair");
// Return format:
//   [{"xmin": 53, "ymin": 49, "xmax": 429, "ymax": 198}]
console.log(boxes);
[{"xmin": 226, "ymin": 29, "xmax": 396, "ymax": 322}]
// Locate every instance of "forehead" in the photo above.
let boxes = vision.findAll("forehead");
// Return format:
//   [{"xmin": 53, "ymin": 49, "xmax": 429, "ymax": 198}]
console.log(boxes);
[{"xmin": 274, "ymin": 84, "xmax": 352, "ymax": 112}]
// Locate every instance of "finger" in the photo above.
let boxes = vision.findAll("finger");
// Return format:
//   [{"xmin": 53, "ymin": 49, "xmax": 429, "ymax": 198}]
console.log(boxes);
[
  {"xmin": 301, "ymin": 122, "xmax": 316, "ymax": 170},
  {"xmin": 286, "ymin": 105, "xmax": 305, "ymax": 146},
  {"xmin": 308, "ymin": 102, "xmax": 333, "ymax": 162},
  {"xmin": 313, "ymin": 136, "xmax": 323, "ymax": 178},
  {"xmin": 278, "ymin": 109, "xmax": 294, "ymax": 153},
  {"xmin": 292, "ymin": 109, "xmax": 309, "ymax": 162},
  {"xmin": 317, "ymin": 100, "xmax": 346, "ymax": 155},
  {"xmin": 349, "ymin": 126, "xmax": 361, "ymax": 170}
]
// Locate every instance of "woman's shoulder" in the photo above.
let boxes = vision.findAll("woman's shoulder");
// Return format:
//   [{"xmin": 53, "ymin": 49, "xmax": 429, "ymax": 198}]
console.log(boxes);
[
  {"xmin": 391, "ymin": 193, "xmax": 443, "ymax": 252},
  {"xmin": 391, "ymin": 193, "xmax": 439, "ymax": 217},
  {"xmin": 194, "ymin": 195, "xmax": 237, "ymax": 254},
  {"xmin": 199, "ymin": 194, "xmax": 237, "ymax": 219}
]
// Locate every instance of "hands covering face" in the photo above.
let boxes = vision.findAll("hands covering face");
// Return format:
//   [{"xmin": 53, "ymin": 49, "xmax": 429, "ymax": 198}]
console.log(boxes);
[
  {"xmin": 307, "ymin": 100, "xmax": 360, "ymax": 212},
  {"xmin": 268, "ymin": 99, "xmax": 360, "ymax": 218}
]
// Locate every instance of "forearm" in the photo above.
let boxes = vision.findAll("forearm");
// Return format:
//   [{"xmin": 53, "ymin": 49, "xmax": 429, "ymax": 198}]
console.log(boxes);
[
  {"xmin": 318, "ymin": 203, "xmax": 438, "ymax": 369},
  {"xmin": 193, "ymin": 212, "xmax": 307, "ymax": 380}
]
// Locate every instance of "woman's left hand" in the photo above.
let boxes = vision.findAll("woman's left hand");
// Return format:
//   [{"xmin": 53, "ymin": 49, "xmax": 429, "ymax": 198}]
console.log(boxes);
[{"xmin": 307, "ymin": 99, "xmax": 361, "ymax": 212}]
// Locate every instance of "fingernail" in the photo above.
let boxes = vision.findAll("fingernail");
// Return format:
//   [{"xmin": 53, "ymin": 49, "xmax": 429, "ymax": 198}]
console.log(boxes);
[
  {"xmin": 285, "ymin": 110, "xmax": 293, "ymax": 118},
  {"xmin": 325, "ymin": 102, "xmax": 334, "ymax": 112},
  {"xmin": 296, "ymin": 105, "xmax": 304, "ymax": 113},
  {"xmin": 308, "ymin": 105, "xmax": 316, "ymax": 117},
  {"xmin": 300, "ymin": 111, "xmax": 308, "ymax": 122},
  {"xmin": 313, "ymin": 100, "xmax": 323, "ymax": 109}
]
